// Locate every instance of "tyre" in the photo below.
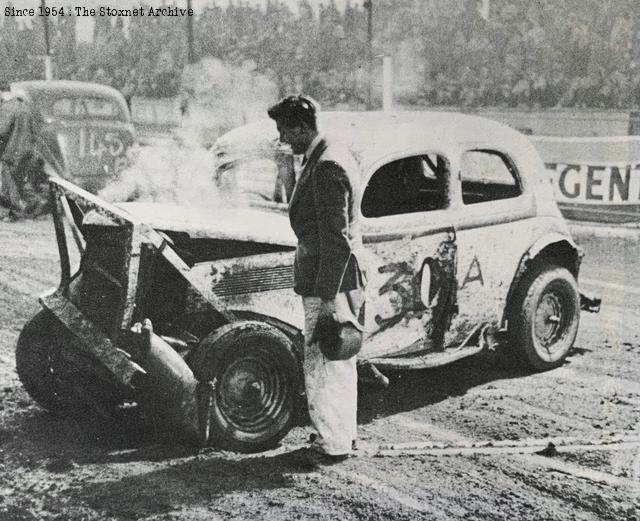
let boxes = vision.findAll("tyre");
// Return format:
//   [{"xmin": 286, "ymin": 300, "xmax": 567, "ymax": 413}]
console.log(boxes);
[
  {"xmin": 189, "ymin": 321, "xmax": 300, "ymax": 453},
  {"xmin": 509, "ymin": 265, "xmax": 580, "ymax": 371},
  {"xmin": 16, "ymin": 310, "xmax": 122, "ymax": 415}
]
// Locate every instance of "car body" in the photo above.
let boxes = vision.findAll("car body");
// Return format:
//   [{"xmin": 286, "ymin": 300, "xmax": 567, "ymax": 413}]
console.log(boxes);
[
  {"xmin": 16, "ymin": 111, "xmax": 597, "ymax": 453},
  {"xmin": 210, "ymin": 111, "xmax": 593, "ymax": 366},
  {"xmin": 10, "ymin": 80, "xmax": 135, "ymax": 192}
]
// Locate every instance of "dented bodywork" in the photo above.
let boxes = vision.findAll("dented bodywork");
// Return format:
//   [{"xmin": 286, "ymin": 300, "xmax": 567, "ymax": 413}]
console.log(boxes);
[{"xmin": 19, "ymin": 111, "xmax": 596, "ymax": 449}]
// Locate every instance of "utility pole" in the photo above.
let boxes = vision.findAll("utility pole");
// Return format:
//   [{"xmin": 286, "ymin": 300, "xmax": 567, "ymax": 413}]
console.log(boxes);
[
  {"xmin": 382, "ymin": 55, "xmax": 393, "ymax": 110},
  {"xmin": 187, "ymin": 0, "xmax": 195, "ymax": 64},
  {"xmin": 41, "ymin": 0, "xmax": 53, "ymax": 79},
  {"xmin": 479, "ymin": 0, "xmax": 490, "ymax": 20},
  {"xmin": 364, "ymin": 0, "xmax": 373, "ymax": 109}
]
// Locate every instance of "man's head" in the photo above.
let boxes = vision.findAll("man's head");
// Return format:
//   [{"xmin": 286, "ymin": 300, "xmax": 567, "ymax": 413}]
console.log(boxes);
[{"xmin": 267, "ymin": 95, "xmax": 319, "ymax": 155}]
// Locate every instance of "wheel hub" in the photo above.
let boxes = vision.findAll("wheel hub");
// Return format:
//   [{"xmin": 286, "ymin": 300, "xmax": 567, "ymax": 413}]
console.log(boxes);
[
  {"xmin": 224, "ymin": 368, "xmax": 264, "ymax": 408},
  {"xmin": 534, "ymin": 293, "xmax": 563, "ymax": 351},
  {"xmin": 216, "ymin": 352, "xmax": 288, "ymax": 435}
]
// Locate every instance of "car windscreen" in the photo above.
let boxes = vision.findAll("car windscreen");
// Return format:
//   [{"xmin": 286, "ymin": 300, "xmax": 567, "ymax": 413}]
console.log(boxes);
[
  {"xmin": 215, "ymin": 157, "xmax": 290, "ymax": 204},
  {"xmin": 213, "ymin": 143, "xmax": 295, "ymax": 206}
]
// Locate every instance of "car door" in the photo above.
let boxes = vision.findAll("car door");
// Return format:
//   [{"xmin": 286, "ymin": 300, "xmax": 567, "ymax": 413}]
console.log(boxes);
[
  {"xmin": 358, "ymin": 153, "xmax": 467, "ymax": 359},
  {"xmin": 449, "ymin": 146, "xmax": 537, "ymax": 344}
]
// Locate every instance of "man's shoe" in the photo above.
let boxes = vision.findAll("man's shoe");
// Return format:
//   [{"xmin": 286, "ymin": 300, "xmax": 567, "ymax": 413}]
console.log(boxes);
[
  {"xmin": 307, "ymin": 448, "xmax": 351, "ymax": 466},
  {"xmin": 308, "ymin": 433, "xmax": 357, "ymax": 451}
]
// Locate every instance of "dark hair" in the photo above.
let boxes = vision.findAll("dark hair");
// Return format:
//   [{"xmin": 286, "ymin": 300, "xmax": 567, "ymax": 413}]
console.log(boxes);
[{"xmin": 267, "ymin": 95, "xmax": 319, "ymax": 130}]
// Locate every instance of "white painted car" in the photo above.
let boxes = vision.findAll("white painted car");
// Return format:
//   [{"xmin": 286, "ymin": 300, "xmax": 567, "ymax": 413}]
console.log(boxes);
[
  {"xmin": 210, "ymin": 111, "xmax": 593, "ymax": 371},
  {"xmin": 18, "ymin": 111, "xmax": 598, "ymax": 453}
]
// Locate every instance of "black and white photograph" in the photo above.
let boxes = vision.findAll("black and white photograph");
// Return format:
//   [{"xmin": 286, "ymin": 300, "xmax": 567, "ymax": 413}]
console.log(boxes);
[{"xmin": 0, "ymin": 1, "xmax": 638, "ymax": 519}]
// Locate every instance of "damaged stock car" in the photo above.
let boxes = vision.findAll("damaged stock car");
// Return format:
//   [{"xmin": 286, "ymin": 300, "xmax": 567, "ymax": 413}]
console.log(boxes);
[
  {"xmin": 16, "ymin": 111, "xmax": 600, "ymax": 452},
  {"xmin": 9, "ymin": 80, "xmax": 135, "ymax": 193}
]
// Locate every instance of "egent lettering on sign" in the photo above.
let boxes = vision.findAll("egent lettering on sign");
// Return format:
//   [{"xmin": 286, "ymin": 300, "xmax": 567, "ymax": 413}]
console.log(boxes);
[{"xmin": 544, "ymin": 162, "xmax": 640, "ymax": 205}]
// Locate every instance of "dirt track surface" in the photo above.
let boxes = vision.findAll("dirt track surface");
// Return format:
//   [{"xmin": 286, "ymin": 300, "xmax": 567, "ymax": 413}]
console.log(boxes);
[{"xmin": 0, "ymin": 218, "xmax": 639, "ymax": 521}]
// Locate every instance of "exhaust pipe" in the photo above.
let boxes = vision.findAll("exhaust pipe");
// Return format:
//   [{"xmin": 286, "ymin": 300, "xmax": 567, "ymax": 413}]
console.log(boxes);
[{"xmin": 130, "ymin": 319, "xmax": 211, "ymax": 445}]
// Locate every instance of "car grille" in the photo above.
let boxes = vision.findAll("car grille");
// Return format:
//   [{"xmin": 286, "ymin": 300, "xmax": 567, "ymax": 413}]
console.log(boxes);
[
  {"xmin": 74, "ymin": 224, "xmax": 131, "ymax": 337},
  {"xmin": 212, "ymin": 265, "xmax": 294, "ymax": 297}
]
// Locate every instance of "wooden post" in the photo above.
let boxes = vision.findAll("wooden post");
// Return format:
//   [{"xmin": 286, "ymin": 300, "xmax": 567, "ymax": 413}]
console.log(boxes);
[
  {"xmin": 364, "ymin": 0, "xmax": 373, "ymax": 109},
  {"xmin": 41, "ymin": 0, "xmax": 53, "ymax": 79}
]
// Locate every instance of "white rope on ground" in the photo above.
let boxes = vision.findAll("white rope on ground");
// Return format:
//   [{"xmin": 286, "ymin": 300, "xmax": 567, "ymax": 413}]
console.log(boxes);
[
  {"xmin": 366, "ymin": 436, "xmax": 640, "ymax": 456},
  {"xmin": 267, "ymin": 432, "xmax": 640, "ymax": 461}
]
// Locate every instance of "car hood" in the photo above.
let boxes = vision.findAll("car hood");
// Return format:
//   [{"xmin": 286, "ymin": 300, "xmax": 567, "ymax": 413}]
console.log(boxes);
[{"xmin": 116, "ymin": 202, "xmax": 297, "ymax": 247}]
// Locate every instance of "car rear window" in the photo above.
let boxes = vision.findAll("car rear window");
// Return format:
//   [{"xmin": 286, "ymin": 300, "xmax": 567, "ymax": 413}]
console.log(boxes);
[
  {"xmin": 49, "ymin": 96, "xmax": 124, "ymax": 120},
  {"xmin": 460, "ymin": 150, "xmax": 522, "ymax": 204}
]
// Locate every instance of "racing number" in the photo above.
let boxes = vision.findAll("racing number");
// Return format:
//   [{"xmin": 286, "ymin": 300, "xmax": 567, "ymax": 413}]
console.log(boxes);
[
  {"xmin": 375, "ymin": 261, "xmax": 425, "ymax": 330},
  {"xmin": 78, "ymin": 129, "xmax": 125, "ymax": 158},
  {"xmin": 374, "ymin": 238, "xmax": 458, "ymax": 349},
  {"xmin": 460, "ymin": 255, "xmax": 484, "ymax": 290}
]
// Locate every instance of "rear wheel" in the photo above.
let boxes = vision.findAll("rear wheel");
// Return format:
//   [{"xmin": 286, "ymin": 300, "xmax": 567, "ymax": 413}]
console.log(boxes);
[
  {"xmin": 189, "ymin": 321, "xmax": 300, "ymax": 453},
  {"xmin": 509, "ymin": 265, "xmax": 580, "ymax": 371}
]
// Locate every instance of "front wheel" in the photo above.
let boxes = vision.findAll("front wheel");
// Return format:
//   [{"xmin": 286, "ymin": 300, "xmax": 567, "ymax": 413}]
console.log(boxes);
[
  {"xmin": 188, "ymin": 321, "xmax": 301, "ymax": 453},
  {"xmin": 509, "ymin": 266, "xmax": 580, "ymax": 371},
  {"xmin": 16, "ymin": 310, "xmax": 123, "ymax": 415}
]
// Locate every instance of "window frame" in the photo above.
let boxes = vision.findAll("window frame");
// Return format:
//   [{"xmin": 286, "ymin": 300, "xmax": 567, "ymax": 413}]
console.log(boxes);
[
  {"xmin": 47, "ymin": 95, "xmax": 126, "ymax": 121},
  {"xmin": 360, "ymin": 152, "xmax": 452, "ymax": 222},
  {"xmin": 459, "ymin": 148, "xmax": 524, "ymax": 206}
]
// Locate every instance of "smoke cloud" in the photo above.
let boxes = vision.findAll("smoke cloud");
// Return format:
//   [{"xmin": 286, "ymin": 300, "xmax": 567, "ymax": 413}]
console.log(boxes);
[{"xmin": 99, "ymin": 58, "xmax": 279, "ymax": 206}]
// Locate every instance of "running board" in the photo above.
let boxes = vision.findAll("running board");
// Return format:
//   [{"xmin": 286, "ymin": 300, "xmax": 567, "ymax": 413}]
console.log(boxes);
[{"xmin": 368, "ymin": 343, "xmax": 485, "ymax": 370}]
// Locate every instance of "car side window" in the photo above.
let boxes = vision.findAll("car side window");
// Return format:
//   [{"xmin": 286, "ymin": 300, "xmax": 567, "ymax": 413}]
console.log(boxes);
[
  {"xmin": 460, "ymin": 150, "xmax": 522, "ymax": 205},
  {"xmin": 361, "ymin": 154, "xmax": 447, "ymax": 218}
]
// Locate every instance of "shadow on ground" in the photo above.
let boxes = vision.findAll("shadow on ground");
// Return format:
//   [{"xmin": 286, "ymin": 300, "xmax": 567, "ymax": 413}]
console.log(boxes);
[
  {"xmin": 74, "ymin": 449, "xmax": 315, "ymax": 520},
  {"xmin": 4, "ymin": 344, "xmax": 591, "ymax": 469}
]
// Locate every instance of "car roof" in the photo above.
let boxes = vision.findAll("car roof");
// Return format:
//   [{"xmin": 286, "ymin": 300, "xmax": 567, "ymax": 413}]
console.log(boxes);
[
  {"xmin": 11, "ymin": 80, "xmax": 123, "ymax": 99},
  {"xmin": 216, "ymin": 110, "xmax": 537, "ymax": 170},
  {"xmin": 10, "ymin": 80, "xmax": 130, "ymax": 120}
]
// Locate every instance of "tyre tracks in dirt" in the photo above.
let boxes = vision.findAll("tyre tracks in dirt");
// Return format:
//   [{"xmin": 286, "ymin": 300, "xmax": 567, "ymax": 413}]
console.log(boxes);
[
  {"xmin": 1, "ymin": 220, "xmax": 638, "ymax": 520},
  {"xmin": 282, "ymin": 415, "xmax": 640, "ymax": 520},
  {"xmin": 0, "ymin": 261, "xmax": 56, "ymax": 297},
  {"xmin": 278, "ymin": 346, "xmax": 640, "ymax": 519}
]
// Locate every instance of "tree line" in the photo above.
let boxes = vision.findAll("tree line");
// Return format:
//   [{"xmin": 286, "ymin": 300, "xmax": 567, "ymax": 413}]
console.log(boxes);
[{"xmin": 1, "ymin": 0, "xmax": 639, "ymax": 109}]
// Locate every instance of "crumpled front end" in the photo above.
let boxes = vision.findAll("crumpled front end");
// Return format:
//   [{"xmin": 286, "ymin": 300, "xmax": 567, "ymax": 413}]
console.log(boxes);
[{"xmin": 38, "ymin": 178, "xmax": 235, "ymax": 445}]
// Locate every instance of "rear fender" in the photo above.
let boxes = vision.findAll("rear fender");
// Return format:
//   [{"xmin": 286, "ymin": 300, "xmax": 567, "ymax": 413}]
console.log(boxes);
[
  {"xmin": 525, "ymin": 233, "xmax": 583, "ymax": 275},
  {"xmin": 502, "ymin": 233, "xmax": 583, "ymax": 326}
]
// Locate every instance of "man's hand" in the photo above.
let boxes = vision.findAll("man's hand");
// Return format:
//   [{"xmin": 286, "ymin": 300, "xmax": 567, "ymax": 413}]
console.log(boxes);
[
  {"xmin": 309, "ymin": 298, "xmax": 336, "ymax": 346},
  {"xmin": 319, "ymin": 298, "xmax": 336, "ymax": 318}
]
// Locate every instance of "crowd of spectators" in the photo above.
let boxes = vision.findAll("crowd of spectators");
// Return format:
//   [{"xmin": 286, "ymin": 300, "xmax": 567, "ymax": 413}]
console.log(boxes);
[{"xmin": 1, "ymin": 0, "xmax": 639, "ymax": 110}]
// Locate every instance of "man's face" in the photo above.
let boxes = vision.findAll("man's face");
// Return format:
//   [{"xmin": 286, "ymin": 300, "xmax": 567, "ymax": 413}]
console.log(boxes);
[{"xmin": 276, "ymin": 122, "xmax": 309, "ymax": 155}]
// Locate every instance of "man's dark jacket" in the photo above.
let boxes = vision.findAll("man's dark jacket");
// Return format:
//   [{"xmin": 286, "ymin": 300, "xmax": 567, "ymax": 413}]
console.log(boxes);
[
  {"xmin": 288, "ymin": 137, "xmax": 364, "ymax": 300},
  {"xmin": 0, "ymin": 98, "xmax": 40, "ymax": 167}
]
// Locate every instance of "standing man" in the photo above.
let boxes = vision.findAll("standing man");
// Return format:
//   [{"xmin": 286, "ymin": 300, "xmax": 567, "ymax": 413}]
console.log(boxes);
[
  {"xmin": 0, "ymin": 91, "xmax": 33, "ymax": 219},
  {"xmin": 267, "ymin": 95, "xmax": 365, "ymax": 463},
  {"xmin": 0, "ymin": 89, "xmax": 53, "ymax": 220}
]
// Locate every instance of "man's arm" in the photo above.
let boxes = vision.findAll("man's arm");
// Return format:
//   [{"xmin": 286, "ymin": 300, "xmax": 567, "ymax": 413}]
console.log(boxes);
[{"xmin": 313, "ymin": 160, "xmax": 352, "ymax": 302}]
